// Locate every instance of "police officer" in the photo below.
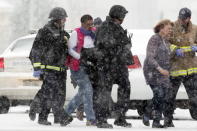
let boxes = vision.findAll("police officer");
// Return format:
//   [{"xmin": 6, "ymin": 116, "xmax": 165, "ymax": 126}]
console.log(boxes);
[
  {"xmin": 166, "ymin": 7, "xmax": 197, "ymax": 127},
  {"xmin": 29, "ymin": 7, "xmax": 72, "ymax": 126},
  {"xmin": 93, "ymin": 5, "xmax": 133, "ymax": 128}
]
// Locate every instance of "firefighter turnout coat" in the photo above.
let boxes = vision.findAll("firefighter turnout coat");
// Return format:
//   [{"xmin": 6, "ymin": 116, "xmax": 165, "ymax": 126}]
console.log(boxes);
[{"xmin": 169, "ymin": 20, "xmax": 197, "ymax": 77}]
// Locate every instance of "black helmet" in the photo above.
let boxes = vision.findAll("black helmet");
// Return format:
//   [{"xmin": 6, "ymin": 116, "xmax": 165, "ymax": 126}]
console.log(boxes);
[
  {"xmin": 178, "ymin": 7, "xmax": 191, "ymax": 20},
  {"xmin": 49, "ymin": 7, "xmax": 68, "ymax": 20},
  {"xmin": 109, "ymin": 5, "xmax": 128, "ymax": 19}
]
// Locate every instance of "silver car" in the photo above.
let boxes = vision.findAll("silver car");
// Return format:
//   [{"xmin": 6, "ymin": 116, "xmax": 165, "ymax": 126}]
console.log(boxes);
[{"xmin": 0, "ymin": 30, "xmax": 195, "ymax": 120}]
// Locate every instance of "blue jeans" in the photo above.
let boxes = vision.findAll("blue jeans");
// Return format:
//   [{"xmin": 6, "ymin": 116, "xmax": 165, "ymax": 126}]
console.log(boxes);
[{"xmin": 65, "ymin": 66, "xmax": 95, "ymax": 121}]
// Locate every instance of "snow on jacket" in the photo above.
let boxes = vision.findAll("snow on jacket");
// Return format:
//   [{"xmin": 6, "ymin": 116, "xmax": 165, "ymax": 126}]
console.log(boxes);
[
  {"xmin": 29, "ymin": 21, "xmax": 70, "ymax": 71},
  {"xmin": 94, "ymin": 16, "xmax": 133, "ymax": 78},
  {"xmin": 169, "ymin": 20, "xmax": 197, "ymax": 77},
  {"xmin": 143, "ymin": 34, "xmax": 171, "ymax": 87}
]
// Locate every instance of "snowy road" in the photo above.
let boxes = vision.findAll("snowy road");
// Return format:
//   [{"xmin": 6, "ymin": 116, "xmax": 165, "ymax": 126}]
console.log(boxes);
[{"xmin": 0, "ymin": 106, "xmax": 196, "ymax": 131}]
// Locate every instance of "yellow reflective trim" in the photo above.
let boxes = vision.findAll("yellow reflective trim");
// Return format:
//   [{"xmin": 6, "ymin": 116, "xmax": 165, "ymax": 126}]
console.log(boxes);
[
  {"xmin": 180, "ymin": 46, "xmax": 192, "ymax": 52},
  {"xmin": 187, "ymin": 68, "xmax": 197, "ymax": 75},
  {"xmin": 171, "ymin": 68, "xmax": 197, "ymax": 76},
  {"xmin": 33, "ymin": 62, "xmax": 41, "ymax": 67},
  {"xmin": 170, "ymin": 70, "xmax": 187, "ymax": 77},
  {"xmin": 41, "ymin": 65, "xmax": 61, "ymax": 71},
  {"xmin": 170, "ymin": 44, "xmax": 177, "ymax": 52},
  {"xmin": 40, "ymin": 65, "xmax": 45, "ymax": 69},
  {"xmin": 46, "ymin": 65, "xmax": 60, "ymax": 71}
]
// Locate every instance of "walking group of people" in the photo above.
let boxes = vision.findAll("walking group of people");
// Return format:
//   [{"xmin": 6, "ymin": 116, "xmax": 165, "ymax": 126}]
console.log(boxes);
[{"xmin": 28, "ymin": 4, "xmax": 197, "ymax": 129}]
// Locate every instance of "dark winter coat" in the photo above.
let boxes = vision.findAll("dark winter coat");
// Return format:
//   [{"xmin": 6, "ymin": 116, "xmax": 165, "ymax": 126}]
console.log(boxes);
[
  {"xmin": 94, "ymin": 16, "xmax": 133, "ymax": 81},
  {"xmin": 143, "ymin": 34, "xmax": 171, "ymax": 87},
  {"xmin": 29, "ymin": 21, "xmax": 70, "ymax": 71}
]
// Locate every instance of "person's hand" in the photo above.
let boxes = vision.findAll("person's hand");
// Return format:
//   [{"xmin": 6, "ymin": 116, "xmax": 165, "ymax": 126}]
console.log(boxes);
[
  {"xmin": 191, "ymin": 45, "xmax": 197, "ymax": 52},
  {"xmin": 176, "ymin": 49, "xmax": 184, "ymax": 57},
  {"xmin": 157, "ymin": 67, "xmax": 169, "ymax": 77},
  {"xmin": 33, "ymin": 70, "xmax": 43, "ymax": 78},
  {"xmin": 64, "ymin": 36, "xmax": 68, "ymax": 42}
]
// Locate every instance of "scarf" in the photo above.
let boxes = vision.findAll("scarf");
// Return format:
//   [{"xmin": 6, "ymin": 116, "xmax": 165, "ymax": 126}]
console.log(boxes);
[{"xmin": 80, "ymin": 27, "xmax": 95, "ymax": 39}]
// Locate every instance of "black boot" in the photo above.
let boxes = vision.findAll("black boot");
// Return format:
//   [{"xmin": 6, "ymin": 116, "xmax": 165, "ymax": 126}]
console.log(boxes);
[
  {"xmin": 142, "ymin": 114, "xmax": 150, "ymax": 126},
  {"xmin": 96, "ymin": 121, "xmax": 113, "ymax": 128},
  {"xmin": 29, "ymin": 102, "xmax": 37, "ymax": 121},
  {"xmin": 164, "ymin": 118, "xmax": 174, "ymax": 128},
  {"xmin": 152, "ymin": 120, "xmax": 164, "ymax": 128},
  {"xmin": 54, "ymin": 117, "xmax": 60, "ymax": 124},
  {"xmin": 60, "ymin": 113, "xmax": 73, "ymax": 126},
  {"xmin": 38, "ymin": 120, "xmax": 52, "ymax": 125},
  {"xmin": 114, "ymin": 118, "xmax": 132, "ymax": 128},
  {"xmin": 29, "ymin": 109, "xmax": 36, "ymax": 121}
]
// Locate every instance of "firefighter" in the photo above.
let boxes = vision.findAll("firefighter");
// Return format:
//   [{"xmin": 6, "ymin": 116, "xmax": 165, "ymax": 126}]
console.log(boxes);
[
  {"xmin": 166, "ymin": 7, "xmax": 197, "ymax": 127},
  {"xmin": 29, "ymin": 7, "xmax": 72, "ymax": 126}
]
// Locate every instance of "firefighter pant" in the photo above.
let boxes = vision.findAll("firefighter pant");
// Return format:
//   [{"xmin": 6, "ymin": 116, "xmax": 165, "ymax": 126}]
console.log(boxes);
[
  {"xmin": 38, "ymin": 70, "xmax": 66, "ymax": 121},
  {"xmin": 164, "ymin": 74, "xmax": 197, "ymax": 120}
]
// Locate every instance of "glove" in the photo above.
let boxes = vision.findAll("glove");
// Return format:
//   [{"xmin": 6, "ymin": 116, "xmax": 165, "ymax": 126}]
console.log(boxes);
[
  {"xmin": 191, "ymin": 45, "xmax": 197, "ymax": 52},
  {"xmin": 33, "ymin": 70, "xmax": 43, "ymax": 78},
  {"xmin": 176, "ymin": 49, "xmax": 184, "ymax": 57}
]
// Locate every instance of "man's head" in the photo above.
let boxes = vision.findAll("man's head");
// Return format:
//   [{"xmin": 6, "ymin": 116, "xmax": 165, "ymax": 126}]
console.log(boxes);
[
  {"xmin": 81, "ymin": 14, "xmax": 93, "ymax": 30},
  {"xmin": 49, "ymin": 7, "xmax": 67, "ymax": 28},
  {"xmin": 178, "ymin": 7, "xmax": 191, "ymax": 25},
  {"xmin": 109, "ymin": 5, "xmax": 128, "ymax": 24}
]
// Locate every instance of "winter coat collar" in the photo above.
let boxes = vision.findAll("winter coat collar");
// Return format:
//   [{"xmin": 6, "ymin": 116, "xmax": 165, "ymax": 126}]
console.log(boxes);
[
  {"xmin": 105, "ymin": 16, "xmax": 125, "ymax": 34},
  {"xmin": 175, "ymin": 20, "xmax": 193, "ymax": 33}
]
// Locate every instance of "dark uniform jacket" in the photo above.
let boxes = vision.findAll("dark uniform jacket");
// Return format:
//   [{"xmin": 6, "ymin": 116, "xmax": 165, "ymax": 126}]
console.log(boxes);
[
  {"xmin": 29, "ymin": 21, "xmax": 70, "ymax": 71},
  {"xmin": 94, "ymin": 16, "xmax": 133, "ymax": 81}
]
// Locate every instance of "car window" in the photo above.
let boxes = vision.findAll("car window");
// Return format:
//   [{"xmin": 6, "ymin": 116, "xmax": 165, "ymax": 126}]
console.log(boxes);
[{"xmin": 11, "ymin": 38, "xmax": 34, "ymax": 53}]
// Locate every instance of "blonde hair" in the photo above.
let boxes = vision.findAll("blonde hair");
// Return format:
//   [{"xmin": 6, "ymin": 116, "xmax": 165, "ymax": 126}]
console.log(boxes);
[{"xmin": 154, "ymin": 19, "xmax": 174, "ymax": 33}]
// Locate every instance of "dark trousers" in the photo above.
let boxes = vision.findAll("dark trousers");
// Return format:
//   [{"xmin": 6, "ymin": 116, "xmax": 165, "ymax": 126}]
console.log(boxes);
[
  {"xmin": 165, "ymin": 74, "xmax": 197, "ymax": 119},
  {"xmin": 113, "ymin": 69, "xmax": 131, "ymax": 120},
  {"xmin": 93, "ymin": 66, "xmax": 131, "ymax": 122},
  {"xmin": 32, "ymin": 70, "xmax": 66, "ymax": 121},
  {"xmin": 144, "ymin": 84, "xmax": 173, "ymax": 121},
  {"xmin": 149, "ymin": 84, "xmax": 168, "ymax": 121}
]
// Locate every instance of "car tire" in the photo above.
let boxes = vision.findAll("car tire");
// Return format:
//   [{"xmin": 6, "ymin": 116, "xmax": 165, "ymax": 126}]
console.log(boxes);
[
  {"xmin": 189, "ymin": 106, "xmax": 197, "ymax": 120},
  {"xmin": 0, "ymin": 96, "xmax": 10, "ymax": 114}
]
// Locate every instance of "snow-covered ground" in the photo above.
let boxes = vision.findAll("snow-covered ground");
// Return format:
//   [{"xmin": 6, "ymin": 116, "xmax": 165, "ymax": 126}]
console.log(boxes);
[{"xmin": 0, "ymin": 106, "xmax": 196, "ymax": 131}]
